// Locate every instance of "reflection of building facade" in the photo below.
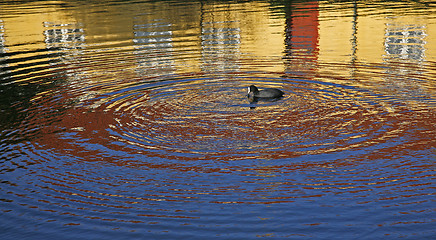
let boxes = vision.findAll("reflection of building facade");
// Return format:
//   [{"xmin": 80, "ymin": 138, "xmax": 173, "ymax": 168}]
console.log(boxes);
[
  {"xmin": 44, "ymin": 22, "xmax": 85, "ymax": 50},
  {"xmin": 283, "ymin": 1, "xmax": 319, "ymax": 75},
  {"xmin": 133, "ymin": 19, "xmax": 175, "ymax": 77},
  {"xmin": 199, "ymin": 3, "xmax": 242, "ymax": 73},
  {"xmin": 44, "ymin": 22, "xmax": 85, "ymax": 67},
  {"xmin": 384, "ymin": 23, "xmax": 426, "ymax": 61},
  {"xmin": 200, "ymin": 20, "xmax": 241, "ymax": 72},
  {"xmin": 0, "ymin": 19, "xmax": 5, "ymax": 53},
  {"xmin": 319, "ymin": 6, "xmax": 435, "ymax": 63},
  {"xmin": 382, "ymin": 22, "xmax": 429, "ymax": 102},
  {"xmin": 0, "ymin": 19, "xmax": 7, "ymax": 70}
]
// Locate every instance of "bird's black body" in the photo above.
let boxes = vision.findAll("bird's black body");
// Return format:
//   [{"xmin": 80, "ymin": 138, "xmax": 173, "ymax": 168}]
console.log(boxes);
[{"xmin": 247, "ymin": 85, "xmax": 284, "ymax": 103}]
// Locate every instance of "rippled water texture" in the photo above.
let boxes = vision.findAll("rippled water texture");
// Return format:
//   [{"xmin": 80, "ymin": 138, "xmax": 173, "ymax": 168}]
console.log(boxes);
[{"xmin": 1, "ymin": 1, "xmax": 435, "ymax": 239}]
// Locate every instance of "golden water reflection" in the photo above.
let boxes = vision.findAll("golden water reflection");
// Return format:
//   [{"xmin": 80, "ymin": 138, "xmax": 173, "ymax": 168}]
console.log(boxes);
[
  {"xmin": 1, "ymin": 0, "xmax": 434, "ymax": 108},
  {"xmin": 2, "ymin": 1, "xmax": 435, "ymax": 64}
]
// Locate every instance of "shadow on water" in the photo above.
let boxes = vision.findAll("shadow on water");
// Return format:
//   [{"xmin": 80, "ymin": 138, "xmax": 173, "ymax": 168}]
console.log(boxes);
[
  {"xmin": 247, "ymin": 92, "xmax": 284, "ymax": 109},
  {"xmin": 0, "ymin": 48, "xmax": 70, "ymax": 150}
]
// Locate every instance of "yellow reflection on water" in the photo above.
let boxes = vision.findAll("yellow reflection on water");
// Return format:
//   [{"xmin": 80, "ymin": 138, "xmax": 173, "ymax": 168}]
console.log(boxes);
[
  {"xmin": 1, "ymin": 0, "xmax": 435, "ymax": 107},
  {"xmin": 1, "ymin": 3, "xmax": 76, "ymax": 52},
  {"xmin": 318, "ymin": 3, "xmax": 436, "ymax": 63}
]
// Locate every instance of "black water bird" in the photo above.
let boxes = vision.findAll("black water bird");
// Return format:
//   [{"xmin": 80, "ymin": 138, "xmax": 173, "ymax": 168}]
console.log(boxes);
[{"xmin": 247, "ymin": 85, "xmax": 284, "ymax": 103}]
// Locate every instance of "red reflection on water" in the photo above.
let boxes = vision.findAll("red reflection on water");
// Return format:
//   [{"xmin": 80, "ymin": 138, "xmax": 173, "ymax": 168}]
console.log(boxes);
[
  {"xmin": 284, "ymin": 1, "xmax": 319, "ymax": 60},
  {"xmin": 30, "ymin": 91, "xmax": 435, "ymax": 173}
]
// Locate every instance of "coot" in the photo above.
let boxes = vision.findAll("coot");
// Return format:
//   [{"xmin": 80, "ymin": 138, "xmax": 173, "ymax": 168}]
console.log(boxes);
[{"xmin": 247, "ymin": 85, "xmax": 284, "ymax": 102}]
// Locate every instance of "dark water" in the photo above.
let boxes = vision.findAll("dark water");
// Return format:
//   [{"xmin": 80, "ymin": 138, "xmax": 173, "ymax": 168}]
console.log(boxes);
[{"xmin": 1, "ymin": 0, "xmax": 435, "ymax": 239}]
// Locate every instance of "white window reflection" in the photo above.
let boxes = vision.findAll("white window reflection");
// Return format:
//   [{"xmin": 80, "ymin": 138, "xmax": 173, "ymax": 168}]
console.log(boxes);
[
  {"xmin": 383, "ymin": 22, "xmax": 430, "ymax": 103},
  {"xmin": 0, "ymin": 19, "xmax": 5, "ymax": 54},
  {"xmin": 200, "ymin": 21, "xmax": 241, "ymax": 72},
  {"xmin": 44, "ymin": 22, "xmax": 85, "ymax": 50},
  {"xmin": 0, "ymin": 19, "xmax": 8, "ymax": 72},
  {"xmin": 133, "ymin": 20, "xmax": 175, "ymax": 77},
  {"xmin": 384, "ymin": 23, "xmax": 427, "ymax": 61}
]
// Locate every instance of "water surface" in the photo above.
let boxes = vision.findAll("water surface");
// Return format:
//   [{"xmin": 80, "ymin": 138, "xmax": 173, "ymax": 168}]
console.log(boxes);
[{"xmin": 1, "ymin": 0, "xmax": 435, "ymax": 239}]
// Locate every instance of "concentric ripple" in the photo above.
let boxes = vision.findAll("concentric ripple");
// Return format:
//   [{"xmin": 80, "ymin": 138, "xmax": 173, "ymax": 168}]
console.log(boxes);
[{"xmin": 61, "ymin": 72, "xmax": 410, "ymax": 163}]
